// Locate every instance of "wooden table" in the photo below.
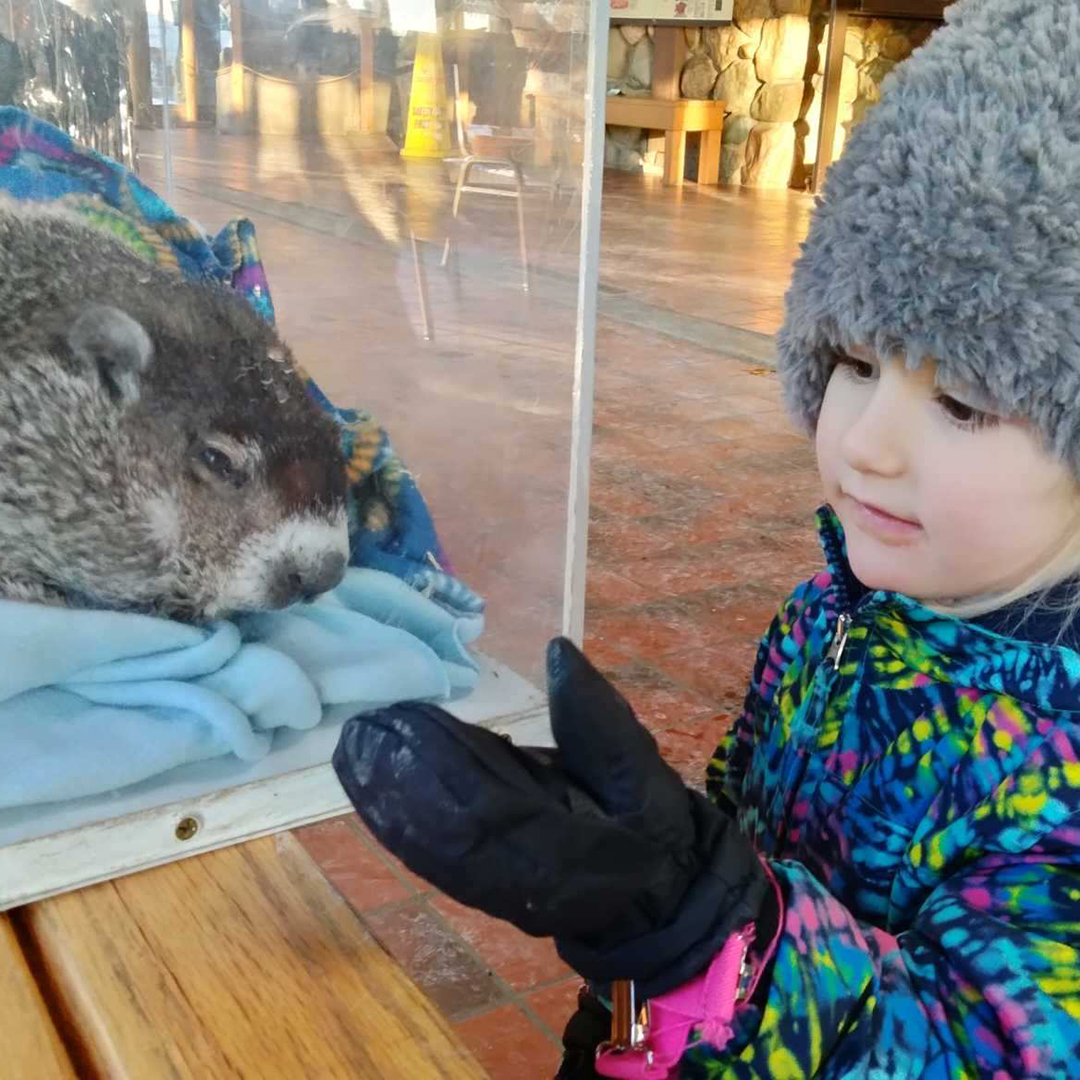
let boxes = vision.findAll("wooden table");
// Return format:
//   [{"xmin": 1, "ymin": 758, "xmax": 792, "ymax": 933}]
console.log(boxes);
[
  {"xmin": 606, "ymin": 95, "xmax": 724, "ymax": 186},
  {"xmin": 3, "ymin": 833, "xmax": 488, "ymax": 1079},
  {"xmin": 607, "ymin": 24, "xmax": 724, "ymax": 187}
]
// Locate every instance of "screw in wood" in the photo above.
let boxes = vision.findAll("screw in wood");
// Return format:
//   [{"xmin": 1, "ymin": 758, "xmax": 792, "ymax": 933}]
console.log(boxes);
[{"xmin": 175, "ymin": 816, "xmax": 200, "ymax": 842}]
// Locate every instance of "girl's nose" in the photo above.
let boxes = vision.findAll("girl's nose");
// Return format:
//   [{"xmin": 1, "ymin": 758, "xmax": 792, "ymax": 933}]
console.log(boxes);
[{"xmin": 840, "ymin": 383, "xmax": 908, "ymax": 478}]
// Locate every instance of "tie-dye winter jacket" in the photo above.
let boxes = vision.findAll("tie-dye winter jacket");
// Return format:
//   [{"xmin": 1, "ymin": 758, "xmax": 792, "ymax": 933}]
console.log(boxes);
[{"xmin": 687, "ymin": 508, "xmax": 1080, "ymax": 1079}]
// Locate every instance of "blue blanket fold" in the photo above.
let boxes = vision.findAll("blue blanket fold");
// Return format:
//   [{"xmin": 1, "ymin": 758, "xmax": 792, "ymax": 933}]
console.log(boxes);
[{"xmin": 0, "ymin": 568, "xmax": 484, "ymax": 809}]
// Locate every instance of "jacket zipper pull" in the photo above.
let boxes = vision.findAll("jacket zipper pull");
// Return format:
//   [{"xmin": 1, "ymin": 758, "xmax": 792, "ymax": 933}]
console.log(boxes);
[{"xmin": 826, "ymin": 613, "xmax": 852, "ymax": 670}]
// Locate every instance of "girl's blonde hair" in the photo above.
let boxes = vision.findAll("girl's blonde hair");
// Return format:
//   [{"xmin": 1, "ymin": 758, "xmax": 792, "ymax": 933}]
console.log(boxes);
[{"xmin": 930, "ymin": 503, "xmax": 1080, "ymax": 631}]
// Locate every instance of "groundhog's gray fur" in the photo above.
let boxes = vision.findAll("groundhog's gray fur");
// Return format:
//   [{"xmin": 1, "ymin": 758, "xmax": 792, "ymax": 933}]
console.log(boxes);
[{"xmin": 0, "ymin": 197, "xmax": 349, "ymax": 620}]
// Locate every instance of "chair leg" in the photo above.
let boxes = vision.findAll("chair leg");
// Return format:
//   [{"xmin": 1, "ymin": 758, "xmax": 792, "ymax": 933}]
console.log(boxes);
[
  {"xmin": 451, "ymin": 159, "xmax": 474, "ymax": 219},
  {"xmin": 410, "ymin": 231, "xmax": 434, "ymax": 341},
  {"xmin": 441, "ymin": 158, "xmax": 474, "ymax": 269},
  {"xmin": 514, "ymin": 162, "xmax": 529, "ymax": 293}
]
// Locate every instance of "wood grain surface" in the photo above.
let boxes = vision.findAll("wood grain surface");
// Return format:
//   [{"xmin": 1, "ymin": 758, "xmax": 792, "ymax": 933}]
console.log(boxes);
[
  {"xmin": 1, "ymin": 912, "xmax": 77, "ymax": 1078},
  {"xmin": 18, "ymin": 832, "xmax": 488, "ymax": 1079}
]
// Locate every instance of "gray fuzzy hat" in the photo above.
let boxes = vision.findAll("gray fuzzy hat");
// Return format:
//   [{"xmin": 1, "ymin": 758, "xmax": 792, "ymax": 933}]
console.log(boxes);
[{"xmin": 778, "ymin": 0, "xmax": 1080, "ymax": 475}]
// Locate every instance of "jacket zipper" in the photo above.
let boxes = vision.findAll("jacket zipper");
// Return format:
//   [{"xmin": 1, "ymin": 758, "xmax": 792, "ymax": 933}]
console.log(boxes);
[
  {"xmin": 773, "ymin": 609, "xmax": 851, "ymax": 852},
  {"xmin": 826, "ymin": 612, "xmax": 852, "ymax": 669}
]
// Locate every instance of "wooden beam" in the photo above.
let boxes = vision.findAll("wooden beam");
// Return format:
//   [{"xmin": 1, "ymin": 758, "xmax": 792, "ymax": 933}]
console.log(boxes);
[
  {"xmin": 651, "ymin": 25, "xmax": 687, "ymax": 101},
  {"xmin": 229, "ymin": 0, "xmax": 246, "ymax": 123},
  {"xmin": 124, "ymin": 0, "xmax": 154, "ymax": 127},
  {"xmin": 358, "ymin": 16, "xmax": 375, "ymax": 134},
  {"xmin": 178, "ymin": 0, "xmax": 198, "ymax": 122},
  {"xmin": 854, "ymin": 0, "xmax": 949, "ymax": 18},
  {"xmin": 811, "ymin": 0, "xmax": 849, "ymax": 193}
]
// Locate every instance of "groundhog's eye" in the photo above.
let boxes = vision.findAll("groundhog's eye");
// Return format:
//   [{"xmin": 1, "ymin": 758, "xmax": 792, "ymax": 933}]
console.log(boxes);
[{"xmin": 199, "ymin": 446, "xmax": 240, "ymax": 483}]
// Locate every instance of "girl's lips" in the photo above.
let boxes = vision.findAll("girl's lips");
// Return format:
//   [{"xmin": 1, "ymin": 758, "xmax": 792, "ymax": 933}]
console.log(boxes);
[{"xmin": 847, "ymin": 495, "xmax": 923, "ymax": 538}]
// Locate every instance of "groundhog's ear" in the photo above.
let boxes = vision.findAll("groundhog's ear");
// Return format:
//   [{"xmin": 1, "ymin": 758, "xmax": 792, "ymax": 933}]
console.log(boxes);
[{"xmin": 67, "ymin": 305, "xmax": 154, "ymax": 406}]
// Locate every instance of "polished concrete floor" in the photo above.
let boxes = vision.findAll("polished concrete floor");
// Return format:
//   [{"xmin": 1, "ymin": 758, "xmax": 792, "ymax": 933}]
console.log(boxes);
[{"xmin": 137, "ymin": 128, "xmax": 820, "ymax": 1076}]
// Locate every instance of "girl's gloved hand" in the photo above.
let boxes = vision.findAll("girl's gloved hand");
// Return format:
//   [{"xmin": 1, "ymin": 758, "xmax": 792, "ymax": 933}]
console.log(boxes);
[{"xmin": 332, "ymin": 637, "xmax": 776, "ymax": 996}]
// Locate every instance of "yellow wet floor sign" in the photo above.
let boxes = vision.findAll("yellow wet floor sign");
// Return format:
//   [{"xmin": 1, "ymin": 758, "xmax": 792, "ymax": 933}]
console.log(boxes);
[{"xmin": 401, "ymin": 33, "xmax": 451, "ymax": 159}]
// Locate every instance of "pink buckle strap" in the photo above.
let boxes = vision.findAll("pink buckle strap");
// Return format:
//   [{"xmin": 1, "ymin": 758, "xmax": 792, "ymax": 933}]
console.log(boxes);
[
  {"xmin": 594, "ymin": 859, "xmax": 783, "ymax": 1080},
  {"xmin": 594, "ymin": 923, "xmax": 755, "ymax": 1080}
]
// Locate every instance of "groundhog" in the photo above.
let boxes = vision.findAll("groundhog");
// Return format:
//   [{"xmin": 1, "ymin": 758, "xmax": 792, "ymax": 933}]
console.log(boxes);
[{"xmin": 0, "ymin": 197, "xmax": 349, "ymax": 620}]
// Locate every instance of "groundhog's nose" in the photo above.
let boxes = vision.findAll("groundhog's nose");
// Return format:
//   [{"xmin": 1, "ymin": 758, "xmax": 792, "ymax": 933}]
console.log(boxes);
[
  {"xmin": 312, "ymin": 551, "xmax": 348, "ymax": 596},
  {"xmin": 275, "ymin": 551, "xmax": 347, "ymax": 607}
]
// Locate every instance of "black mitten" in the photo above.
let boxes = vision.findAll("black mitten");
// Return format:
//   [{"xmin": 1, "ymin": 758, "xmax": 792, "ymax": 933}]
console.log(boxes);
[{"xmin": 332, "ymin": 638, "xmax": 776, "ymax": 996}]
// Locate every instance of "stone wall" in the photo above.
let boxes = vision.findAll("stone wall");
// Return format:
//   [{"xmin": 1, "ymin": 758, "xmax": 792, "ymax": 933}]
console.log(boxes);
[
  {"xmin": 605, "ymin": 3, "xmax": 937, "ymax": 188},
  {"xmin": 605, "ymin": 24, "xmax": 659, "ymax": 173}
]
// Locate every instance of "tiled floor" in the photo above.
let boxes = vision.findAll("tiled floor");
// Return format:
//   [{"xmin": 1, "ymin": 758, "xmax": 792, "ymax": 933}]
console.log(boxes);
[
  {"xmin": 140, "ymin": 128, "xmax": 821, "ymax": 1074},
  {"xmin": 597, "ymin": 173, "xmax": 815, "ymax": 335},
  {"xmin": 283, "ymin": 172, "xmax": 820, "ymax": 1071}
]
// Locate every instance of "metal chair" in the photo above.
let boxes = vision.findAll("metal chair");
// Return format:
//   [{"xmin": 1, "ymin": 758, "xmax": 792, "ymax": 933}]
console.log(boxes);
[{"xmin": 440, "ymin": 63, "xmax": 530, "ymax": 292}]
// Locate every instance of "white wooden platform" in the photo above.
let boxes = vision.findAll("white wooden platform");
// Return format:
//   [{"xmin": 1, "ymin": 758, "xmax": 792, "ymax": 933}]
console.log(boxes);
[{"xmin": 0, "ymin": 654, "xmax": 551, "ymax": 910}]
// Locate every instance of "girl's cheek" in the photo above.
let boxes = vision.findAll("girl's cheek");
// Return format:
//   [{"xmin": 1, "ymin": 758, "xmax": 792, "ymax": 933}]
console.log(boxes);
[
  {"xmin": 814, "ymin": 419, "xmax": 842, "ymax": 496},
  {"xmin": 816, "ymin": 374, "xmax": 855, "ymax": 467}
]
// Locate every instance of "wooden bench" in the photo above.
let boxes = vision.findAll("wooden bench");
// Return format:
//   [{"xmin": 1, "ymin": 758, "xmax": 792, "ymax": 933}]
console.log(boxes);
[
  {"xmin": 4, "ymin": 833, "xmax": 488, "ymax": 1079},
  {"xmin": 606, "ymin": 95, "xmax": 725, "ymax": 187}
]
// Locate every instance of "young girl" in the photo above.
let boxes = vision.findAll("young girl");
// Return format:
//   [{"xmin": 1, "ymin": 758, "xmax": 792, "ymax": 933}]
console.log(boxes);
[{"xmin": 333, "ymin": 0, "xmax": 1080, "ymax": 1076}]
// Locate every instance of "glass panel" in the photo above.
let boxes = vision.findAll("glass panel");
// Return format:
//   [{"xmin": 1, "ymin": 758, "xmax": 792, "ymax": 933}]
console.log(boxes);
[
  {"xmin": 2, "ymin": 0, "xmax": 597, "ymax": 685},
  {"xmin": 139, "ymin": 0, "xmax": 593, "ymax": 681}
]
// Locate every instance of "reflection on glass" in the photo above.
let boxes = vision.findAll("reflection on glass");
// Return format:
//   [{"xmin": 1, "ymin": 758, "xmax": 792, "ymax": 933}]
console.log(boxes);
[
  {"xmin": 5, "ymin": 0, "xmax": 592, "ymax": 683},
  {"xmin": 1, "ymin": 0, "xmax": 132, "ymax": 162}
]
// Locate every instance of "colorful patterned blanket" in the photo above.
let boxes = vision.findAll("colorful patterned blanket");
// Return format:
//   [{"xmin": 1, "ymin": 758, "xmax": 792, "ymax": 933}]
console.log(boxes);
[{"xmin": 0, "ymin": 105, "xmax": 483, "ymax": 617}]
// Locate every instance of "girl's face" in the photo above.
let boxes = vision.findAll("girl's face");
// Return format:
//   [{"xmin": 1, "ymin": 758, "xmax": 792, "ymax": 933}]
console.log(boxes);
[{"xmin": 815, "ymin": 348, "xmax": 1078, "ymax": 604}]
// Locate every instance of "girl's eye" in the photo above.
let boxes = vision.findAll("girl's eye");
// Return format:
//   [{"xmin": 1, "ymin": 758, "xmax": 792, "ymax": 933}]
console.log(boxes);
[
  {"xmin": 837, "ymin": 355, "xmax": 876, "ymax": 381},
  {"xmin": 936, "ymin": 394, "xmax": 999, "ymax": 431}
]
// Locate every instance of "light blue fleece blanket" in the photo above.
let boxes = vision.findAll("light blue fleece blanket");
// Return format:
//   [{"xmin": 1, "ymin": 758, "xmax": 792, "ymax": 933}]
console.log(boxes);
[{"xmin": 0, "ymin": 568, "xmax": 483, "ymax": 809}]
